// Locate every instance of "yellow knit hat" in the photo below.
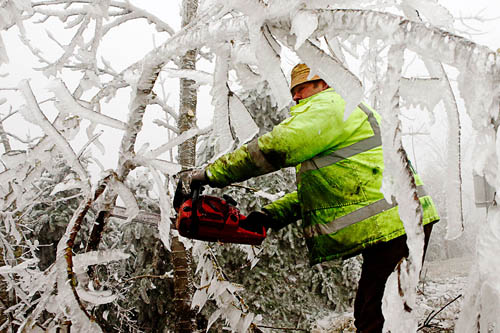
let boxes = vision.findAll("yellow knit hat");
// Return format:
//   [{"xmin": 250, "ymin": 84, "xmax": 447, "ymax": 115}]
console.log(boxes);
[{"xmin": 290, "ymin": 63, "xmax": 321, "ymax": 93}]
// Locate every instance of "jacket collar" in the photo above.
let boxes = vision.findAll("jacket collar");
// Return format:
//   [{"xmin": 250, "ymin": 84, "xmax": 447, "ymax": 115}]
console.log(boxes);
[{"xmin": 291, "ymin": 88, "xmax": 335, "ymax": 112}]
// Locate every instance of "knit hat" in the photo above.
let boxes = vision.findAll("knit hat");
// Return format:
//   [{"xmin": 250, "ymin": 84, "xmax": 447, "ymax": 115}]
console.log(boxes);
[{"xmin": 290, "ymin": 63, "xmax": 321, "ymax": 93}]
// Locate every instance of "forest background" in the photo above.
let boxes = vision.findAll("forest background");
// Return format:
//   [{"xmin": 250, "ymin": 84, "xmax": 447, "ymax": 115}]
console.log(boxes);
[{"xmin": 1, "ymin": 0, "xmax": 500, "ymax": 332}]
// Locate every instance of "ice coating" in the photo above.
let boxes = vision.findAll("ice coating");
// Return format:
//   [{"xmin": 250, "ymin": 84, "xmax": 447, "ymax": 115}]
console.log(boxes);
[{"xmin": 229, "ymin": 93, "xmax": 259, "ymax": 144}]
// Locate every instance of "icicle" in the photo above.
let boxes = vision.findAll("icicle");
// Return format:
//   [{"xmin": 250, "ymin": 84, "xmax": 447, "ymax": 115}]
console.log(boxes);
[
  {"xmin": 150, "ymin": 169, "xmax": 172, "ymax": 251},
  {"xmin": 109, "ymin": 177, "xmax": 139, "ymax": 223},
  {"xmin": 456, "ymin": 206, "xmax": 500, "ymax": 332},
  {"xmin": 401, "ymin": 0, "xmax": 454, "ymax": 30},
  {"xmin": 295, "ymin": 40, "xmax": 363, "ymax": 119},
  {"xmin": 210, "ymin": 43, "xmax": 235, "ymax": 159},
  {"xmin": 379, "ymin": 44, "xmax": 424, "ymax": 332},
  {"xmin": 422, "ymin": 59, "xmax": 464, "ymax": 240},
  {"xmin": 248, "ymin": 23, "xmax": 292, "ymax": 110},
  {"xmin": 290, "ymin": 10, "xmax": 318, "ymax": 49},
  {"xmin": 399, "ymin": 77, "xmax": 443, "ymax": 111},
  {"xmin": 228, "ymin": 93, "xmax": 259, "ymax": 144},
  {"xmin": 0, "ymin": 34, "xmax": 9, "ymax": 65}
]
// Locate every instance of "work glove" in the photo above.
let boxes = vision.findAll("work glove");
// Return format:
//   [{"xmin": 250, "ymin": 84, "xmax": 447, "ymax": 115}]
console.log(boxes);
[
  {"xmin": 190, "ymin": 168, "xmax": 209, "ymax": 188},
  {"xmin": 240, "ymin": 211, "xmax": 273, "ymax": 233}
]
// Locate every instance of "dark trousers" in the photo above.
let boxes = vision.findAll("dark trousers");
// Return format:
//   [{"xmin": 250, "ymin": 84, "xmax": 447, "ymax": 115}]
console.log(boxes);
[{"xmin": 353, "ymin": 223, "xmax": 434, "ymax": 332}]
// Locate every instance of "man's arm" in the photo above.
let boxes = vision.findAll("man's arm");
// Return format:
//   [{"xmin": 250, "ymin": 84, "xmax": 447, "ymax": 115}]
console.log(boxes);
[
  {"xmin": 262, "ymin": 191, "xmax": 301, "ymax": 230},
  {"xmin": 206, "ymin": 92, "xmax": 351, "ymax": 188}
]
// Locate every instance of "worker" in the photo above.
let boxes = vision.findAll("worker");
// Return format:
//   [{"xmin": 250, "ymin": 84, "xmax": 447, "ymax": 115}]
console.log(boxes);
[{"xmin": 191, "ymin": 63, "xmax": 439, "ymax": 332}]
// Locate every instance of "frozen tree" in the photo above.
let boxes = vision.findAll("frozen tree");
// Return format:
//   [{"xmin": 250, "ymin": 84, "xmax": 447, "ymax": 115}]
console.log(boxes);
[{"xmin": 1, "ymin": 0, "xmax": 500, "ymax": 331}]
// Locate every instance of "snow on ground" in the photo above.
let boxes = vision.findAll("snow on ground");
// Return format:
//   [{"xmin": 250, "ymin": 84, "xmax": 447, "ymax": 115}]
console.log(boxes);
[{"xmin": 311, "ymin": 256, "xmax": 472, "ymax": 332}]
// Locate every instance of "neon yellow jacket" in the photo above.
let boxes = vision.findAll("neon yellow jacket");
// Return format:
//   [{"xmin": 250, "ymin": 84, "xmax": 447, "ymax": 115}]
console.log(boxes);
[{"xmin": 206, "ymin": 88, "xmax": 439, "ymax": 264}]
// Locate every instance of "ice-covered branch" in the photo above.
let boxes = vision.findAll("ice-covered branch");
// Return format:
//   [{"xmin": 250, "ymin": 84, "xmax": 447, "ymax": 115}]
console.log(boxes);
[
  {"xmin": 41, "ymin": 15, "xmax": 91, "ymax": 75},
  {"xmin": 161, "ymin": 68, "xmax": 212, "ymax": 86},
  {"xmin": 116, "ymin": 64, "xmax": 162, "ymax": 178},
  {"xmin": 33, "ymin": 0, "xmax": 175, "ymax": 34},
  {"xmin": 55, "ymin": 175, "xmax": 110, "ymax": 331},
  {"xmin": 18, "ymin": 80, "xmax": 89, "ymax": 188},
  {"xmin": 147, "ymin": 126, "xmax": 212, "ymax": 160},
  {"xmin": 269, "ymin": 9, "xmax": 499, "ymax": 78},
  {"xmin": 49, "ymin": 79, "xmax": 128, "ymax": 130}
]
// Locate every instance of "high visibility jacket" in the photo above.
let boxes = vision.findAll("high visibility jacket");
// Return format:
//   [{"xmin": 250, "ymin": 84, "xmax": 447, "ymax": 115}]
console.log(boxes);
[{"xmin": 206, "ymin": 88, "xmax": 439, "ymax": 265}]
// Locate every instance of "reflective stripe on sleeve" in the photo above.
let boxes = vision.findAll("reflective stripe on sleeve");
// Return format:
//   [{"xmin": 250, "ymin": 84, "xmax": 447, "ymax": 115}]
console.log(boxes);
[
  {"xmin": 299, "ymin": 103, "xmax": 382, "ymax": 174},
  {"xmin": 247, "ymin": 138, "xmax": 276, "ymax": 173},
  {"xmin": 303, "ymin": 185, "xmax": 428, "ymax": 238}
]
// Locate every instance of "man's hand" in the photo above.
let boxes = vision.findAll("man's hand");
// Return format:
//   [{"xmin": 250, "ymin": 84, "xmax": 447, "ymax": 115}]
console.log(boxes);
[{"xmin": 240, "ymin": 211, "xmax": 273, "ymax": 233}]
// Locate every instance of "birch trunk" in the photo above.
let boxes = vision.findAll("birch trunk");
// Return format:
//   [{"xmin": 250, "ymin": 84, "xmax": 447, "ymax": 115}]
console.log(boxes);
[{"xmin": 172, "ymin": 0, "xmax": 199, "ymax": 331}]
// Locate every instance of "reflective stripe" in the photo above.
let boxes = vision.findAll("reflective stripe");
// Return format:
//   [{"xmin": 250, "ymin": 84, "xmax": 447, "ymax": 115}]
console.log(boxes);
[
  {"xmin": 303, "ymin": 186, "xmax": 428, "ymax": 238},
  {"xmin": 299, "ymin": 103, "xmax": 382, "ymax": 174},
  {"xmin": 247, "ymin": 138, "xmax": 276, "ymax": 173}
]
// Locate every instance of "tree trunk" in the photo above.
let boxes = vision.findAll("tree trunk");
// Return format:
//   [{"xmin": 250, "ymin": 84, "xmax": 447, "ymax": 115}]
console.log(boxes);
[{"xmin": 172, "ymin": 0, "xmax": 199, "ymax": 332}]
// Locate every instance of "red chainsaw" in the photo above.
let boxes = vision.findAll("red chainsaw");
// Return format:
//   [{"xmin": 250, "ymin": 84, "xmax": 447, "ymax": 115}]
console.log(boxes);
[{"xmin": 173, "ymin": 179, "xmax": 266, "ymax": 245}]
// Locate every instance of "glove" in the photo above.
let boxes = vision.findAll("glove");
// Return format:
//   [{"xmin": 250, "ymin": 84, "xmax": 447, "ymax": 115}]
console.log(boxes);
[
  {"xmin": 240, "ymin": 211, "xmax": 273, "ymax": 233},
  {"xmin": 190, "ymin": 169, "xmax": 208, "ymax": 188}
]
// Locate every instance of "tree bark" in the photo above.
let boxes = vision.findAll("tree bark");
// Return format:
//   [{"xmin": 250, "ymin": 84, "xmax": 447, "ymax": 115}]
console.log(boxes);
[{"xmin": 172, "ymin": 0, "xmax": 199, "ymax": 332}]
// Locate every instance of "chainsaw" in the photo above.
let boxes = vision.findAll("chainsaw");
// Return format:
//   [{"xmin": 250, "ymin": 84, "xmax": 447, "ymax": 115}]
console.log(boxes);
[{"xmin": 173, "ymin": 179, "xmax": 266, "ymax": 245}]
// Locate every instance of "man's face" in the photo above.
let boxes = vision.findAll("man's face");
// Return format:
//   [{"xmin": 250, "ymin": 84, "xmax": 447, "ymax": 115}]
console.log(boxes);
[{"xmin": 291, "ymin": 80, "xmax": 328, "ymax": 104}]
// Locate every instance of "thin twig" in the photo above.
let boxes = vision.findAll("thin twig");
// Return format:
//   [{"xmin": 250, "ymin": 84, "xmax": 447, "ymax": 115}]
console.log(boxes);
[
  {"xmin": 227, "ymin": 183, "xmax": 259, "ymax": 192},
  {"xmin": 122, "ymin": 273, "xmax": 171, "ymax": 283},
  {"xmin": 418, "ymin": 294, "xmax": 462, "ymax": 330},
  {"xmin": 256, "ymin": 324, "xmax": 308, "ymax": 332}
]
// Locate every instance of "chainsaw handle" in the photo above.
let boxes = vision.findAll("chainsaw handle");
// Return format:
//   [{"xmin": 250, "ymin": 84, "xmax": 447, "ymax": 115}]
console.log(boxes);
[{"xmin": 189, "ymin": 182, "xmax": 202, "ymax": 236}]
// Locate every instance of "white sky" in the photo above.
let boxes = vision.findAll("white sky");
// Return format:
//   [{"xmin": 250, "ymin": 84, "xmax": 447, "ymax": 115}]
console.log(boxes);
[{"xmin": 1, "ymin": 0, "xmax": 499, "ymax": 180}]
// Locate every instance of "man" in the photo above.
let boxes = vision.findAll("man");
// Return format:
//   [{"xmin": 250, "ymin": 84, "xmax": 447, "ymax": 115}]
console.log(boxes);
[{"xmin": 192, "ymin": 63, "xmax": 439, "ymax": 332}]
